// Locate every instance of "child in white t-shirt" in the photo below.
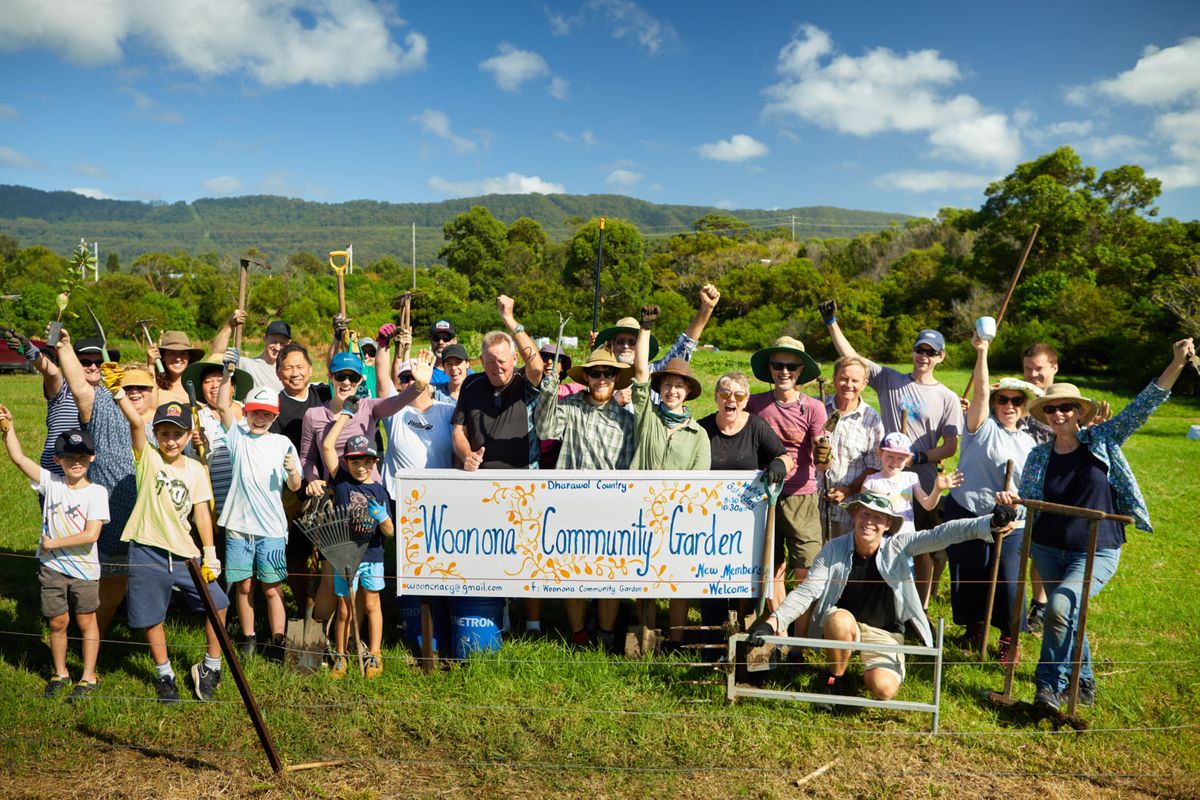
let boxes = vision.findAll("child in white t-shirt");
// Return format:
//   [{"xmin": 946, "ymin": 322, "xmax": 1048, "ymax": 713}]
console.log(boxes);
[
  {"xmin": 0, "ymin": 408, "xmax": 109, "ymax": 702},
  {"xmin": 216, "ymin": 351, "xmax": 303, "ymax": 659},
  {"xmin": 861, "ymin": 431, "xmax": 962, "ymax": 534}
]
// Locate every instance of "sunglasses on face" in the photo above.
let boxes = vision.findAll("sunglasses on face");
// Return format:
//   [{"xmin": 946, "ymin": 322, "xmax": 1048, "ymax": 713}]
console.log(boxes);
[
  {"xmin": 332, "ymin": 371, "xmax": 360, "ymax": 383},
  {"xmin": 716, "ymin": 389, "xmax": 749, "ymax": 401},
  {"xmin": 431, "ymin": 333, "xmax": 454, "ymax": 343},
  {"xmin": 125, "ymin": 385, "xmax": 151, "ymax": 394},
  {"xmin": 913, "ymin": 346, "xmax": 940, "ymax": 357},
  {"xmin": 398, "ymin": 374, "xmax": 415, "ymax": 384},
  {"xmin": 78, "ymin": 357, "xmax": 104, "ymax": 367},
  {"xmin": 993, "ymin": 394, "xmax": 1025, "ymax": 407},
  {"xmin": 586, "ymin": 367, "xmax": 618, "ymax": 379},
  {"xmin": 1042, "ymin": 402, "xmax": 1079, "ymax": 415},
  {"xmin": 769, "ymin": 361, "xmax": 801, "ymax": 372}
]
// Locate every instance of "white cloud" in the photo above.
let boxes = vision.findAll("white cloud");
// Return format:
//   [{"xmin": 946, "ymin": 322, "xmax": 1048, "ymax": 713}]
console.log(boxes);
[
  {"xmin": 0, "ymin": 0, "xmax": 427, "ymax": 88},
  {"xmin": 427, "ymin": 172, "xmax": 565, "ymax": 197},
  {"xmin": 1095, "ymin": 39, "xmax": 1200, "ymax": 105},
  {"xmin": 0, "ymin": 145, "xmax": 42, "ymax": 168},
  {"xmin": 548, "ymin": 75, "xmax": 570, "ymax": 100},
  {"xmin": 203, "ymin": 175, "xmax": 241, "ymax": 195},
  {"xmin": 715, "ymin": 199, "xmax": 736, "ymax": 210},
  {"xmin": 545, "ymin": 7, "xmax": 577, "ymax": 36},
  {"xmin": 556, "ymin": 129, "xmax": 597, "ymax": 146},
  {"xmin": 0, "ymin": 103, "xmax": 17, "ymax": 120},
  {"xmin": 480, "ymin": 42, "xmax": 549, "ymax": 92},
  {"xmin": 411, "ymin": 109, "xmax": 476, "ymax": 154},
  {"xmin": 121, "ymin": 87, "xmax": 183, "ymax": 123},
  {"xmin": 697, "ymin": 133, "xmax": 768, "ymax": 162},
  {"xmin": 1078, "ymin": 134, "xmax": 1146, "ymax": 159},
  {"xmin": 764, "ymin": 24, "xmax": 1020, "ymax": 166},
  {"xmin": 606, "ymin": 168, "xmax": 644, "ymax": 189},
  {"xmin": 1046, "ymin": 120, "xmax": 1093, "ymax": 137},
  {"xmin": 1150, "ymin": 109, "xmax": 1200, "ymax": 189},
  {"xmin": 588, "ymin": 0, "xmax": 677, "ymax": 56},
  {"xmin": 876, "ymin": 169, "xmax": 995, "ymax": 193},
  {"xmin": 69, "ymin": 187, "xmax": 112, "ymax": 199},
  {"xmin": 72, "ymin": 162, "xmax": 108, "ymax": 178}
]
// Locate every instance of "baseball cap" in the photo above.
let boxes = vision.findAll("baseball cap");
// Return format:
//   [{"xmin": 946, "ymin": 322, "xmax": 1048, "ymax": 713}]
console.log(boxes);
[
  {"xmin": 430, "ymin": 320, "xmax": 456, "ymax": 338},
  {"xmin": 243, "ymin": 387, "xmax": 280, "ymax": 414},
  {"xmin": 440, "ymin": 343, "xmax": 469, "ymax": 363},
  {"xmin": 54, "ymin": 428, "xmax": 95, "ymax": 457},
  {"xmin": 73, "ymin": 337, "xmax": 120, "ymax": 361},
  {"xmin": 343, "ymin": 434, "xmax": 379, "ymax": 459},
  {"xmin": 265, "ymin": 320, "xmax": 292, "ymax": 339},
  {"xmin": 329, "ymin": 352, "xmax": 364, "ymax": 376},
  {"xmin": 152, "ymin": 402, "xmax": 193, "ymax": 431},
  {"xmin": 913, "ymin": 329, "xmax": 945, "ymax": 353},
  {"xmin": 880, "ymin": 431, "xmax": 913, "ymax": 454},
  {"xmin": 359, "ymin": 339, "xmax": 377, "ymax": 355}
]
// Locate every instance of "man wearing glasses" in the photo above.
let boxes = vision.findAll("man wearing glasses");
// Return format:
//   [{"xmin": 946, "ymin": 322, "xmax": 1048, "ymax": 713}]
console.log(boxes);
[
  {"xmin": 452, "ymin": 296, "xmax": 544, "ymax": 471},
  {"xmin": 746, "ymin": 336, "xmax": 828, "ymax": 622},
  {"xmin": 429, "ymin": 319, "xmax": 471, "ymax": 386},
  {"xmin": 821, "ymin": 300, "xmax": 962, "ymax": 611}
]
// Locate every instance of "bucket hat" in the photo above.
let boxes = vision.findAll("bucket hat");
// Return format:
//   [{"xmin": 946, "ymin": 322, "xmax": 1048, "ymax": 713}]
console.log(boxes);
[
  {"xmin": 650, "ymin": 357, "xmax": 702, "ymax": 401},
  {"xmin": 750, "ymin": 336, "xmax": 821, "ymax": 385},
  {"xmin": 158, "ymin": 331, "xmax": 204, "ymax": 362},
  {"xmin": 567, "ymin": 345, "xmax": 633, "ymax": 390},
  {"xmin": 594, "ymin": 317, "xmax": 660, "ymax": 361},
  {"xmin": 1027, "ymin": 383, "xmax": 1098, "ymax": 425},
  {"xmin": 181, "ymin": 360, "xmax": 252, "ymax": 403}
]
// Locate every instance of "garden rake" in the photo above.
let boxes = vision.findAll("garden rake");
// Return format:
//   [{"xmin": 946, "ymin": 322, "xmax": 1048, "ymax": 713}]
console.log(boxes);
[{"xmin": 296, "ymin": 501, "xmax": 376, "ymax": 676}]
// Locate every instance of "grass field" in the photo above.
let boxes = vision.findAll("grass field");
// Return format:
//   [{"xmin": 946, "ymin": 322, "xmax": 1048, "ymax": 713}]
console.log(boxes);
[{"xmin": 0, "ymin": 352, "xmax": 1198, "ymax": 799}]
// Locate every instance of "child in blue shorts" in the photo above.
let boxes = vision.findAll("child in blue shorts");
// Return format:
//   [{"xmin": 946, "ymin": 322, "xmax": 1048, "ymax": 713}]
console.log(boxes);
[
  {"xmin": 115, "ymin": 383, "xmax": 229, "ymax": 704},
  {"xmin": 321, "ymin": 413, "xmax": 392, "ymax": 680},
  {"xmin": 216, "ymin": 351, "xmax": 303, "ymax": 659},
  {"xmin": 1, "ymin": 410, "xmax": 109, "ymax": 703}
]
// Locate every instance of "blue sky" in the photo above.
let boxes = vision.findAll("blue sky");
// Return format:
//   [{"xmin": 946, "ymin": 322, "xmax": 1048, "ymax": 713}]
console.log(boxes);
[{"xmin": 1, "ymin": 1, "xmax": 1198, "ymax": 224}]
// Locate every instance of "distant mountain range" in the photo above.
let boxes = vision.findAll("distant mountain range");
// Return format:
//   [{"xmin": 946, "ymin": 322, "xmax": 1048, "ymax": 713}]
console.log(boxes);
[{"xmin": 0, "ymin": 184, "xmax": 914, "ymax": 266}]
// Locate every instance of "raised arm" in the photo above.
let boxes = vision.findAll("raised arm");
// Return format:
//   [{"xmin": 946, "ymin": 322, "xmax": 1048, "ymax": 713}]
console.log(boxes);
[
  {"xmin": 818, "ymin": 299, "xmax": 865, "ymax": 360},
  {"xmin": 635, "ymin": 305, "xmax": 659, "ymax": 383},
  {"xmin": 682, "ymin": 284, "xmax": 720, "ymax": 342},
  {"xmin": 115, "ymin": 385, "xmax": 147, "ymax": 456},
  {"xmin": 0, "ymin": 406, "xmax": 42, "ymax": 483},
  {"xmin": 321, "ymin": 407, "xmax": 352, "ymax": 479},
  {"xmin": 374, "ymin": 325, "xmax": 395, "ymax": 398},
  {"xmin": 6, "ymin": 329, "xmax": 62, "ymax": 398},
  {"xmin": 1099, "ymin": 337, "xmax": 1197, "ymax": 445},
  {"xmin": 216, "ymin": 348, "xmax": 239, "ymax": 430},
  {"xmin": 371, "ymin": 349, "xmax": 433, "ymax": 418},
  {"xmin": 55, "ymin": 328, "xmax": 95, "ymax": 423},
  {"xmin": 208, "ymin": 309, "xmax": 242, "ymax": 361},
  {"xmin": 965, "ymin": 333, "xmax": 990, "ymax": 435},
  {"xmin": 1155, "ymin": 338, "xmax": 1195, "ymax": 392},
  {"xmin": 497, "ymin": 294, "xmax": 544, "ymax": 384}
]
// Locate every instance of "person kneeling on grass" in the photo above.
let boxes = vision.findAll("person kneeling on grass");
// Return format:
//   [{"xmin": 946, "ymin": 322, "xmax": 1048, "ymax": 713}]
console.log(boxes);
[
  {"xmin": 748, "ymin": 491, "xmax": 1016, "ymax": 704},
  {"xmin": 215, "ymin": 349, "xmax": 303, "ymax": 660},
  {"xmin": 116, "ymin": 389, "xmax": 228, "ymax": 704},
  {"xmin": 1, "ymin": 413, "xmax": 109, "ymax": 703}
]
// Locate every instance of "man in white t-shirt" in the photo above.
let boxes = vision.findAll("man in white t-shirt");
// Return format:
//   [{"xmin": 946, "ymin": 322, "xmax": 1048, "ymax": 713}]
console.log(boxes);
[
  {"xmin": 375, "ymin": 353, "xmax": 455, "ymax": 489},
  {"xmin": 210, "ymin": 313, "xmax": 291, "ymax": 394}
]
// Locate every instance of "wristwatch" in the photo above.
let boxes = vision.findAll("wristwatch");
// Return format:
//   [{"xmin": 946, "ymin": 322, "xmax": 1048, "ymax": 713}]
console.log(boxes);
[{"xmin": 512, "ymin": 324, "xmax": 525, "ymax": 334}]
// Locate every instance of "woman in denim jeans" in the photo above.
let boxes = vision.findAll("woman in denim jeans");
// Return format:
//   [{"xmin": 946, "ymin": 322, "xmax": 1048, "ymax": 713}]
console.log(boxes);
[{"xmin": 998, "ymin": 337, "xmax": 1195, "ymax": 711}]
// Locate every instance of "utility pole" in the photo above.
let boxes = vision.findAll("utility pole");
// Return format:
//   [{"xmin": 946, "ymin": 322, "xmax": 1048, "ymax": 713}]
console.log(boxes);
[
  {"xmin": 791, "ymin": 215, "xmax": 795, "ymax": 241},
  {"xmin": 411, "ymin": 222, "xmax": 416, "ymax": 290}
]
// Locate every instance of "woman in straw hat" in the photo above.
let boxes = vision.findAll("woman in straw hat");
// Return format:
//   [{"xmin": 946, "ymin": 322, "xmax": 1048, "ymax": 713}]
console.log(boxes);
[
  {"xmin": 997, "ymin": 337, "xmax": 1196, "ymax": 711},
  {"xmin": 148, "ymin": 331, "xmax": 206, "ymax": 405},
  {"xmin": 631, "ymin": 305, "xmax": 711, "ymax": 647},
  {"xmin": 945, "ymin": 332, "xmax": 1041, "ymax": 663}
]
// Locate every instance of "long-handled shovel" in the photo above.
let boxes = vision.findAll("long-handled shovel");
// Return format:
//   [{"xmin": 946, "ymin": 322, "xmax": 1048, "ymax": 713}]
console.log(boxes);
[
  {"xmin": 329, "ymin": 250, "xmax": 351, "ymax": 354},
  {"xmin": 745, "ymin": 479, "xmax": 783, "ymax": 673},
  {"xmin": 979, "ymin": 459, "xmax": 1014, "ymax": 661}
]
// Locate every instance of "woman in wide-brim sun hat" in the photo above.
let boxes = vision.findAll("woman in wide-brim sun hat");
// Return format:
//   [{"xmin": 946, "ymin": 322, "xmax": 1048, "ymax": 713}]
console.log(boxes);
[
  {"xmin": 996, "ymin": 337, "xmax": 1196, "ymax": 712},
  {"xmin": 152, "ymin": 330, "xmax": 206, "ymax": 405},
  {"xmin": 945, "ymin": 331, "xmax": 1042, "ymax": 663}
]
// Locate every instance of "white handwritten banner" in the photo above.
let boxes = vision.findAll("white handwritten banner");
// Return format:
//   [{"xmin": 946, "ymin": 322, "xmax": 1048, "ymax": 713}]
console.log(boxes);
[{"xmin": 394, "ymin": 470, "xmax": 769, "ymax": 599}]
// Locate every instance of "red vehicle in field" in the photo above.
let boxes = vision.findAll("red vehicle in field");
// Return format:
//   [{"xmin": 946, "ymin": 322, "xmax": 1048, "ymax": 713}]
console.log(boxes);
[{"xmin": 0, "ymin": 336, "xmax": 48, "ymax": 373}]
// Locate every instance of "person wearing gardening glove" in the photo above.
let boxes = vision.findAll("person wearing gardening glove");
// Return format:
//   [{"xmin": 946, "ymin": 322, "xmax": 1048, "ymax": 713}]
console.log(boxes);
[
  {"xmin": 210, "ymin": 313, "xmax": 291, "ymax": 394},
  {"xmin": 747, "ymin": 491, "xmax": 1017, "ymax": 705},
  {"xmin": 116, "ymin": 394, "xmax": 228, "ymax": 705}
]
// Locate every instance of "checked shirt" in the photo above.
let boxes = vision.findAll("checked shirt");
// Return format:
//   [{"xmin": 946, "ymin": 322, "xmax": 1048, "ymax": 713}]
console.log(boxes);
[
  {"xmin": 822, "ymin": 398, "xmax": 883, "ymax": 527},
  {"xmin": 534, "ymin": 374, "xmax": 635, "ymax": 470}
]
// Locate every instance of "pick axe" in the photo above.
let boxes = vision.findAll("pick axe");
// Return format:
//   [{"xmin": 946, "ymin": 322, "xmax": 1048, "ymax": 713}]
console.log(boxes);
[
  {"xmin": 236, "ymin": 253, "xmax": 269, "ymax": 351},
  {"xmin": 85, "ymin": 306, "xmax": 113, "ymax": 363},
  {"xmin": 390, "ymin": 290, "xmax": 425, "ymax": 362},
  {"xmin": 134, "ymin": 318, "xmax": 163, "ymax": 375}
]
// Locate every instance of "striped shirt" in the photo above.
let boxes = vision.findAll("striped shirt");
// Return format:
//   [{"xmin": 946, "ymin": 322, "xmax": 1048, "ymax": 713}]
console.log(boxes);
[
  {"xmin": 40, "ymin": 382, "xmax": 80, "ymax": 475},
  {"xmin": 190, "ymin": 406, "xmax": 233, "ymax": 518},
  {"xmin": 822, "ymin": 398, "xmax": 883, "ymax": 526}
]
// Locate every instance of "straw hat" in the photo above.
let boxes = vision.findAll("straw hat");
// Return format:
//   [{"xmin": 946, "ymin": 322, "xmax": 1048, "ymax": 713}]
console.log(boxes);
[
  {"xmin": 841, "ymin": 491, "xmax": 904, "ymax": 535},
  {"xmin": 158, "ymin": 330, "xmax": 205, "ymax": 362},
  {"xmin": 650, "ymin": 357, "xmax": 702, "ymax": 401},
  {"xmin": 594, "ymin": 317, "xmax": 660, "ymax": 361},
  {"xmin": 567, "ymin": 345, "xmax": 633, "ymax": 390},
  {"xmin": 122, "ymin": 366, "xmax": 156, "ymax": 389},
  {"xmin": 181, "ymin": 359, "xmax": 253, "ymax": 403},
  {"xmin": 1027, "ymin": 383, "xmax": 1098, "ymax": 425},
  {"xmin": 750, "ymin": 336, "xmax": 821, "ymax": 385}
]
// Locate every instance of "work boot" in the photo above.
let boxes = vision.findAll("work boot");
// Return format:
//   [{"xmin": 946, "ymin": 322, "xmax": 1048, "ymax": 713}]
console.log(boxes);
[
  {"xmin": 239, "ymin": 634, "xmax": 257, "ymax": 661},
  {"xmin": 997, "ymin": 634, "xmax": 1018, "ymax": 665},
  {"xmin": 814, "ymin": 673, "xmax": 847, "ymax": 712}
]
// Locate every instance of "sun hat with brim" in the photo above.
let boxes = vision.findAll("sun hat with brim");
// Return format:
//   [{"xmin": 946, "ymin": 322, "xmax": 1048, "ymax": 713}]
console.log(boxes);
[
  {"xmin": 989, "ymin": 377, "xmax": 1043, "ymax": 406},
  {"xmin": 750, "ymin": 336, "xmax": 821, "ymax": 385},
  {"xmin": 1027, "ymin": 383, "xmax": 1098, "ymax": 425},
  {"xmin": 567, "ymin": 345, "xmax": 634, "ymax": 391},
  {"xmin": 181, "ymin": 360, "xmax": 252, "ymax": 403},
  {"xmin": 158, "ymin": 331, "xmax": 204, "ymax": 362},
  {"xmin": 841, "ymin": 491, "xmax": 905, "ymax": 535},
  {"xmin": 650, "ymin": 357, "xmax": 702, "ymax": 401},
  {"xmin": 594, "ymin": 317, "xmax": 660, "ymax": 361},
  {"xmin": 122, "ymin": 366, "xmax": 156, "ymax": 389}
]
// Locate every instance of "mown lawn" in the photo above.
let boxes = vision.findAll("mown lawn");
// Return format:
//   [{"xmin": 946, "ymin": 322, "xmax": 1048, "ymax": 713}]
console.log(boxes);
[{"xmin": 0, "ymin": 352, "xmax": 1197, "ymax": 799}]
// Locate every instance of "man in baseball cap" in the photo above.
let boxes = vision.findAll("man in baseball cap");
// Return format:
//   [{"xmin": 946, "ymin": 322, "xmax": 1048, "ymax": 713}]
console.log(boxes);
[{"xmin": 210, "ymin": 313, "xmax": 293, "ymax": 394}]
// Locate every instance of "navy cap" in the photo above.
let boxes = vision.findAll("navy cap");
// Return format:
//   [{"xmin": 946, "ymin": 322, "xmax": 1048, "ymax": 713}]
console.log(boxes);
[
  {"xmin": 152, "ymin": 402, "xmax": 193, "ymax": 431},
  {"xmin": 54, "ymin": 428, "xmax": 95, "ymax": 457},
  {"xmin": 265, "ymin": 320, "xmax": 292, "ymax": 339},
  {"xmin": 913, "ymin": 329, "xmax": 946, "ymax": 353},
  {"xmin": 343, "ymin": 434, "xmax": 378, "ymax": 459}
]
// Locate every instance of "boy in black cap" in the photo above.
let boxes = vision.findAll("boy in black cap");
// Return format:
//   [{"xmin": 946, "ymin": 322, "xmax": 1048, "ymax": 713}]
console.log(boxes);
[
  {"xmin": 117, "ymin": 398, "xmax": 228, "ymax": 703},
  {"xmin": 321, "ymin": 415, "xmax": 392, "ymax": 679},
  {"xmin": 0, "ymin": 409, "xmax": 109, "ymax": 702}
]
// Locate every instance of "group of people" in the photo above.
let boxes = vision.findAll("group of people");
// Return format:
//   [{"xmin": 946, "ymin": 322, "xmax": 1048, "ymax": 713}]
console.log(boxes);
[{"xmin": 1, "ymin": 288, "xmax": 1193, "ymax": 714}]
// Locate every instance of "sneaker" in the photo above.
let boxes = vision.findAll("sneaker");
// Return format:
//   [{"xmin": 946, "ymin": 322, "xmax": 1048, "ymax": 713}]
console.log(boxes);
[
  {"xmin": 1061, "ymin": 680, "xmax": 1096, "ymax": 708},
  {"xmin": 1026, "ymin": 602, "xmax": 1045, "ymax": 634},
  {"xmin": 330, "ymin": 653, "xmax": 348, "ymax": 680},
  {"xmin": 156, "ymin": 674, "xmax": 181, "ymax": 704},
  {"xmin": 67, "ymin": 680, "xmax": 96, "ymax": 704},
  {"xmin": 814, "ymin": 673, "xmax": 847, "ymax": 712},
  {"xmin": 43, "ymin": 675, "xmax": 71, "ymax": 699},
  {"xmin": 238, "ymin": 635, "xmax": 257, "ymax": 661},
  {"xmin": 363, "ymin": 652, "xmax": 383, "ymax": 679},
  {"xmin": 1034, "ymin": 685, "xmax": 1061, "ymax": 711},
  {"xmin": 190, "ymin": 662, "xmax": 221, "ymax": 701},
  {"xmin": 997, "ymin": 634, "xmax": 1018, "ymax": 665}
]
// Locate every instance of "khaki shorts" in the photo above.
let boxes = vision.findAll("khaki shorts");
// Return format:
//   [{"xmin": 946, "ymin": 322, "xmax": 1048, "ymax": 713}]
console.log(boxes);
[
  {"xmin": 774, "ymin": 493, "xmax": 822, "ymax": 570},
  {"xmin": 39, "ymin": 564, "xmax": 100, "ymax": 618},
  {"xmin": 823, "ymin": 607, "xmax": 906, "ymax": 680}
]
